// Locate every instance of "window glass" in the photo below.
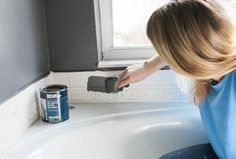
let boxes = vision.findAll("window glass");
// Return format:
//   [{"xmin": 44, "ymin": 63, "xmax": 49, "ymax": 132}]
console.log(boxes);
[
  {"xmin": 221, "ymin": 0, "xmax": 236, "ymax": 25},
  {"xmin": 111, "ymin": 0, "xmax": 169, "ymax": 47}
]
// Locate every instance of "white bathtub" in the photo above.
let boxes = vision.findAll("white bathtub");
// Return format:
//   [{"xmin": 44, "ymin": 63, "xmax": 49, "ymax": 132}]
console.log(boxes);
[{"xmin": 1, "ymin": 102, "xmax": 208, "ymax": 159}]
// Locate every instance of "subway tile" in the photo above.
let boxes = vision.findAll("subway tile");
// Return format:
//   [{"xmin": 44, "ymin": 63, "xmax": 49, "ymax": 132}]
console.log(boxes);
[{"xmin": 51, "ymin": 72, "xmax": 70, "ymax": 86}]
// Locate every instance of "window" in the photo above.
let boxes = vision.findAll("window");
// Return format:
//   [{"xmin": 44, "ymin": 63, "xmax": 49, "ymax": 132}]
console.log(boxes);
[
  {"xmin": 96, "ymin": 0, "xmax": 236, "ymax": 66},
  {"xmin": 97, "ymin": 0, "xmax": 170, "ymax": 62},
  {"xmin": 227, "ymin": 0, "xmax": 236, "ymax": 26}
]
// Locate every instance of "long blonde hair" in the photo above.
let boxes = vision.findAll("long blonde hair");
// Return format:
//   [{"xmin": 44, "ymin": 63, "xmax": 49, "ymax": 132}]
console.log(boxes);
[{"xmin": 147, "ymin": 0, "xmax": 236, "ymax": 104}]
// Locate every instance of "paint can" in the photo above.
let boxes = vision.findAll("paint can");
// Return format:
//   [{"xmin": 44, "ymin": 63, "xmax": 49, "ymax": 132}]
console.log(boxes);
[{"xmin": 40, "ymin": 84, "xmax": 69, "ymax": 123}]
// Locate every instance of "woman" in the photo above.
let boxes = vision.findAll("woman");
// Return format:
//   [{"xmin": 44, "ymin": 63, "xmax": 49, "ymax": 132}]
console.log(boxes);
[{"xmin": 116, "ymin": 0, "xmax": 236, "ymax": 158}]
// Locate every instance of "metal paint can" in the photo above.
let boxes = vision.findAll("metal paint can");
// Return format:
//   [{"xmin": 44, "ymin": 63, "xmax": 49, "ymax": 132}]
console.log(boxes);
[{"xmin": 40, "ymin": 84, "xmax": 69, "ymax": 123}]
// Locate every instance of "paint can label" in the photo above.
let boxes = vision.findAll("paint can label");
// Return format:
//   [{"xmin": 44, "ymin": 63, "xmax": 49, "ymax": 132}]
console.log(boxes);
[{"xmin": 40, "ymin": 85, "xmax": 69, "ymax": 123}]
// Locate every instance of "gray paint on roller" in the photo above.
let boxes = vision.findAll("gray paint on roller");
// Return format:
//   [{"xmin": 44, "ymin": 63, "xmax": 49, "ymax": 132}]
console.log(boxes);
[
  {"xmin": 44, "ymin": 0, "xmax": 99, "ymax": 72},
  {"xmin": 0, "ymin": 0, "xmax": 50, "ymax": 103},
  {"xmin": 87, "ymin": 76, "xmax": 108, "ymax": 93},
  {"xmin": 87, "ymin": 76, "xmax": 129, "ymax": 93}
]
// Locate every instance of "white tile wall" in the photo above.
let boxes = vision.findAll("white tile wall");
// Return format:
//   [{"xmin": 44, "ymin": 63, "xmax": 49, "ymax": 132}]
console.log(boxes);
[
  {"xmin": 51, "ymin": 70, "xmax": 191, "ymax": 103},
  {"xmin": 0, "ymin": 74, "xmax": 52, "ymax": 155}
]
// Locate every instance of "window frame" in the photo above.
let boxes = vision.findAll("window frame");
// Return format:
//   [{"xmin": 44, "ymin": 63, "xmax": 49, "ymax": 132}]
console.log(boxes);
[
  {"xmin": 96, "ymin": 0, "xmax": 155, "ymax": 62},
  {"xmin": 95, "ymin": 0, "xmax": 236, "ymax": 68}
]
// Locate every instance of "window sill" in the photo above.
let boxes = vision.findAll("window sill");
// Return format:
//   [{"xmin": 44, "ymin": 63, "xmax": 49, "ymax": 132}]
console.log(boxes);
[{"xmin": 98, "ymin": 60, "xmax": 145, "ymax": 69}]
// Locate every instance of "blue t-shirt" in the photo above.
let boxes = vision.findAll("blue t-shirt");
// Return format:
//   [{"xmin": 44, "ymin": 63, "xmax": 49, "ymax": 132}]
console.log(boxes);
[{"xmin": 200, "ymin": 70, "xmax": 236, "ymax": 159}]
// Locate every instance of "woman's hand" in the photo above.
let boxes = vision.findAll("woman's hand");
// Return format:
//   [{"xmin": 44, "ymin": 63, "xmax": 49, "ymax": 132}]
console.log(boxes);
[
  {"xmin": 115, "ymin": 55, "xmax": 167, "ymax": 88},
  {"xmin": 116, "ymin": 63, "xmax": 150, "ymax": 88}
]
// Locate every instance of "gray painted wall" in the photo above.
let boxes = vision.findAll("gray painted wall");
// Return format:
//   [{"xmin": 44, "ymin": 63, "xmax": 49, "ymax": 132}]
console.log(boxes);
[
  {"xmin": 0, "ymin": 0, "xmax": 50, "ymax": 103},
  {"xmin": 44, "ymin": 0, "xmax": 99, "ymax": 72}
]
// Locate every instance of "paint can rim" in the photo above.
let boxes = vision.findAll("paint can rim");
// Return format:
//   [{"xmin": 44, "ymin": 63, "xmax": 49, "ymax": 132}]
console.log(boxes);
[{"xmin": 40, "ymin": 84, "xmax": 68, "ymax": 93}]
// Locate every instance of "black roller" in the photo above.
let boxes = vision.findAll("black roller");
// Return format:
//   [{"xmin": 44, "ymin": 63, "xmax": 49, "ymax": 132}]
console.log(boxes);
[{"xmin": 87, "ymin": 76, "xmax": 129, "ymax": 93}]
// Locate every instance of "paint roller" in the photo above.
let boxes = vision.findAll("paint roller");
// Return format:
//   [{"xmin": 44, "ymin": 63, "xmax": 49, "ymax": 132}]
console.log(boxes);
[{"xmin": 87, "ymin": 76, "xmax": 129, "ymax": 93}]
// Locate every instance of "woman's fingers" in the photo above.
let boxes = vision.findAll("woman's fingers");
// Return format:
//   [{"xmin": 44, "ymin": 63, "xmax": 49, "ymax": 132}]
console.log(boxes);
[
  {"xmin": 116, "ymin": 69, "xmax": 132, "ymax": 88},
  {"xmin": 116, "ymin": 64, "xmax": 146, "ymax": 88},
  {"xmin": 116, "ymin": 77, "xmax": 131, "ymax": 88}
]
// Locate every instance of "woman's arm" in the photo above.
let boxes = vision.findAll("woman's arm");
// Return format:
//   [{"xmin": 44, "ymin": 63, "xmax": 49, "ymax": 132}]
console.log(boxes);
[
  {"xmin": 116, "ymin": 55, "xmax": 167, "ymax": 88},
  {"xmin": 144, "ymin": 54, "xmax": 167, "ymax": 74}
]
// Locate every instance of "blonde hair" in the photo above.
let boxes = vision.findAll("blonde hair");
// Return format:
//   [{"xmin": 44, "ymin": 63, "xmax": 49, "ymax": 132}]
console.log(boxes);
[{"xmin": 147, "ymin": 0, "xmax": 236, "ymax": 104}]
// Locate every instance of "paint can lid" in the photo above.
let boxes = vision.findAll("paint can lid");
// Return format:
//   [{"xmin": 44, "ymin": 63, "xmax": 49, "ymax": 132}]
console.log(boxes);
[{"xmin": 40, "ymin": 84, "xmax": 67, "ymax": 93}]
